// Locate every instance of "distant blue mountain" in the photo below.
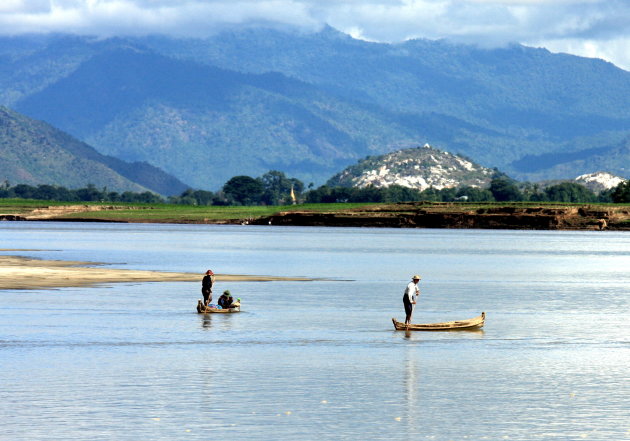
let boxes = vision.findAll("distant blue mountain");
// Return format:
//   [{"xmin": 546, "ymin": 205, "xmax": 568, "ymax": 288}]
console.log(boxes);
[{"xmin": 1, "ymin": 28, "xmax": 628, "ymax": 190}]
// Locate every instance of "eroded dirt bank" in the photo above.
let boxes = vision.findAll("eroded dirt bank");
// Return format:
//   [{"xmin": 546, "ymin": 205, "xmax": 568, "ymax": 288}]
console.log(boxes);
[{"xmin": 253, "ymin": 203, "xmax": 630, "ymax": 230}]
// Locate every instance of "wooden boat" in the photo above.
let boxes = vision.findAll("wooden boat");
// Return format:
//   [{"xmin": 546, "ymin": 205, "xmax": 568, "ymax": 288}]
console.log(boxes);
[
  {"xmin": 197, "ymin": 299, "xmax": 241, "ymax": 314},
  {"xmin": 392, "ymin": 312, "xmax": 485, "ymax": 331}
]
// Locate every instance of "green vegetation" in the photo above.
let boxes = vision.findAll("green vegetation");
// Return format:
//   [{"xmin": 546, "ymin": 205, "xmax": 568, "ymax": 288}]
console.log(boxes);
[
  {"xmin": 0, "ymin": 198, "xmax": 378, "ymax": 222},
  {"xmin": 0, "ymin": 106, "xmax": 187, "ymax": 195},
  {"xmin": 488, "ymin": 177, "xmax": 523, "ymax": 202},
  {"xmin": 222, "ymin": 176, "xmax": 264, "ymax": 206},
  {"xmin": 304, "ymin": 178, "xmax": 619, "ymax": 204},
  {"xmin": 1, "ymin": 173, "xmax": 627, "ymax": 210},
  {"xmin": 3, "ymin": 197, "xmax": 628, "ymax": 226},
  {"xmin": 610, "ymin": 180, "xmax": 630, "ymax": 202},
  {"xmin": 0, "ymin": 183, "xmax": 164, "ymax": 203},
  {"xmin": 0, "ymin": 198, "xmax": 75, "ymax": 214},
  {"xmin": 3, "ymin": 31, "xmax": 629, "ymax": 191}
]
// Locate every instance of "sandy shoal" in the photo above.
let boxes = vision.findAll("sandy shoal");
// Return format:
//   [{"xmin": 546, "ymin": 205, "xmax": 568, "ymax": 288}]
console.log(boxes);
[{"xmin": 0, "ymin": 254, "xmax": 311, "ymax": 290}]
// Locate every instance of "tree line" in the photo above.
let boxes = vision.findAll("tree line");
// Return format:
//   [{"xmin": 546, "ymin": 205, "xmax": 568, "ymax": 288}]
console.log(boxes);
[
  {"xmin": 0, "ymin": 182, "xmax": 165, "ymax": 203},
  {"xmin": 1, "ymin": 172, "xmax": 629, "ymax": 205},
  {"xmin": 304, "ymin": 177, "xmax": 630, "ymax": 204}
]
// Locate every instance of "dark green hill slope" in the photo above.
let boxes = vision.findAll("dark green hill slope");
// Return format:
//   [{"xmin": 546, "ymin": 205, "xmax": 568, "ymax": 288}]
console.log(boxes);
[{"xmin": 0, "ymin": 106, "xmax": 188, "ymax": 195}]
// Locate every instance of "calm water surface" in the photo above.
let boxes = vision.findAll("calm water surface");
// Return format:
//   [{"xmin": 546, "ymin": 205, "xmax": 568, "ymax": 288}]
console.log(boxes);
[{"xmin": 1, "ymin": 223, "xmax": 629, "ymax": 441}]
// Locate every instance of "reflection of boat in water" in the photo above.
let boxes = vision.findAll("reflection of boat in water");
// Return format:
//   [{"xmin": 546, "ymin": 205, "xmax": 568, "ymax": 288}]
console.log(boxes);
[
  {"xmin": 197, "ymin": 299, "xmax": 241, "ymax": 314},
  {"xmin": 392, "ymin": 312, "xmax": 485, "ymax": 331}
]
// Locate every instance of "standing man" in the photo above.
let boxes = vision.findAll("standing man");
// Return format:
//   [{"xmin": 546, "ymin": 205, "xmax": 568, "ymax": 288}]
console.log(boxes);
[
  {"xmin": 403, "ymin": 275, "xmax": 421, "ymax": 325},
  {"xmin": 202, "ymin": 269, "xmax": 215, "ymax": 306}
]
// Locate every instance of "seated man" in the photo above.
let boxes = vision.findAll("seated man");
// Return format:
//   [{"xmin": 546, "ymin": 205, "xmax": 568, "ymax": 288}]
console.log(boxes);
[{"xmin": 218, "ymin": 290, "xmax": 234, "ymax": 309}]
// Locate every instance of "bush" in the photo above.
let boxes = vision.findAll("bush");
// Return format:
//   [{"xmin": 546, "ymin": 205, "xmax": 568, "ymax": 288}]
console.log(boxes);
[
  {"xmin": 489, "ymin": 177, "xmax": 523, "ymax": 201},
  {"xmin": 611, "ymin": 180, "xmax": 630, "ymax": 203},
  {"xmin": 544, "ymin": 182, "xmax": 596, "ymax": 203}
]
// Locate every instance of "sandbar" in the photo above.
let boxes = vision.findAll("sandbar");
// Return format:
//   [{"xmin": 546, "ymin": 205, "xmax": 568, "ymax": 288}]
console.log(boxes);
[{"xmin": 0, "ymin": 254, "xmax": 312, "ymax": 290}]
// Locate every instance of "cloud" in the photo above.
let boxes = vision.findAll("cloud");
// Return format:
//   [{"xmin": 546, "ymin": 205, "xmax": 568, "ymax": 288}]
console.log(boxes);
[
  {"xmin": 0, "ymin": 1, "xmax": 320, "ymax": 35},
  {"xmin": 0, "ymin": 0, "xmax": 628, "ymax": 70}
]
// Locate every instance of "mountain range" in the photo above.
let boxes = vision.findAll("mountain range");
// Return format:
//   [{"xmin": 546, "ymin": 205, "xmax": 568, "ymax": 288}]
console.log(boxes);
[{"xmin": 0, "ymin": 28, "xmax": 629, "ymax": 192}]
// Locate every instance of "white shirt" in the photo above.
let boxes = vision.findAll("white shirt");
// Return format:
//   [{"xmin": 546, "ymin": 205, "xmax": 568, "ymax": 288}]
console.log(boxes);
[{"xmin": 404, "ymin": 281, "xmax": 419, "ymax": 302}]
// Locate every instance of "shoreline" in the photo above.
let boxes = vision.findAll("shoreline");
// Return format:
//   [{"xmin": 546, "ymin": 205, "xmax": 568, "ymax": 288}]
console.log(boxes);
[
  {"xmin": 1, "ymin": 201, "xmax": 628, "ymax": 230},
  {"xmin": 0, "ymin": 253, "xmax": 313, "ymax": 290},
  {"xmin": 253, "ymin": 204, "xmax": 630, "ymax": 230}
]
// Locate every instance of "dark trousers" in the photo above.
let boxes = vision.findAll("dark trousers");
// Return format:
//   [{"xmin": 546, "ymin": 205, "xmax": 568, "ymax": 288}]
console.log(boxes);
[
  {"xmin": 403, "ymin": 295, "xmax": 413, "ymax": 321},
  {"xmin": 202, "ymin": 289, "xmax": 212, "ymax": 304}
]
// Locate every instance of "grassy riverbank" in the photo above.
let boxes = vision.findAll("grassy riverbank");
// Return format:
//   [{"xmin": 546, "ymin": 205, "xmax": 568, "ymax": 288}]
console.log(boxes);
[
  {"xmin": 1, "ymin": 199, "xmax": 629, "ymax": 229},
  {"xmin": 0, "ymin": 199, "xmax": 375, "ymax": 222}
]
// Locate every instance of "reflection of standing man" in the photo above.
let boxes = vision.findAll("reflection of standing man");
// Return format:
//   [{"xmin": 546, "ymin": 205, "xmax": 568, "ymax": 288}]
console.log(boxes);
[
  {"xmin": 202, "ymin": 270, "xmax": 215, "ymax": 306},
  {"xmin": 403, "ymin": 275, "xmax": 421, "ymax": 325}
]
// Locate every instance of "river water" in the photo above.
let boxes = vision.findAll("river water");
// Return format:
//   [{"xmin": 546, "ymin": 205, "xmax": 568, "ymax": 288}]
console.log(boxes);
[{"xmin": 1, "ymin": 222, "xmax": 629, "ymax": 441}]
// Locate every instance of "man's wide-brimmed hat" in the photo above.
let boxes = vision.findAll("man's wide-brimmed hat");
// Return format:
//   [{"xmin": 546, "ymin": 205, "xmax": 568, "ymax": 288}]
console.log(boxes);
[
  {"xmin": 412, "ymin": 275, "xmax": 421, "ymax": 280},
  {"xmin": 223, "ymin": 290, "xmax": 231, "ymax": 295}
]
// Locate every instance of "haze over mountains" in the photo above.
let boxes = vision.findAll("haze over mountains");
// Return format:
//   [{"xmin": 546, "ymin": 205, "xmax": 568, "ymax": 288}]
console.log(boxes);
[{"xmin": 1, "ymin": 27, "xmax": 629, "ymax": 192}]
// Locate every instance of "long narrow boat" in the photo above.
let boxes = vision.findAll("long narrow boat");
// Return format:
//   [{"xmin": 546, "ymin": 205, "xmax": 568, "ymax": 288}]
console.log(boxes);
[
  {"xmin": 392, "ymin": 312, "xmax": 485, "ymax": 331},
  {"xmin": 197, "ymin": 300, "xmax": 241, "ymax": 314}
]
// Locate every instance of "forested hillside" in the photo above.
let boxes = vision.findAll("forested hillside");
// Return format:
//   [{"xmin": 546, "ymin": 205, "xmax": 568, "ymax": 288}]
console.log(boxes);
[
  {"xmin": 14, "ymin": 47, "xmax": 426, "ymax": 189},
  {"xmin": 0, "ymin": 107, "xmax": 188, "ymax": 195},
  {"xmin": 1, "ymin": 28, "xmax": 628, "ymax": 191}
]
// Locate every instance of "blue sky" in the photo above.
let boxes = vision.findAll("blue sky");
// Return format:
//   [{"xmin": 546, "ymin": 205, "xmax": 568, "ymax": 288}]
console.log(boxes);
[{"xmin": 1, "ymin": 0, "xmax": 628, "ymax": 71}]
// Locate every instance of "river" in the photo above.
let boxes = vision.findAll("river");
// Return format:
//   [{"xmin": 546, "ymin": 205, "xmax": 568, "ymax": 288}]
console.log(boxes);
[{"xmin": 1, "ymin": 222, "xmax": 629, "ymax": 441}]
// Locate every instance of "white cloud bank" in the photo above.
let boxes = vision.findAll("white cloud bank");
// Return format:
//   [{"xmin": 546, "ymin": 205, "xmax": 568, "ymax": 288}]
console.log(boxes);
[{"xmin": 0, "ymin": 0, "xmax": 628, "ymax": 71}]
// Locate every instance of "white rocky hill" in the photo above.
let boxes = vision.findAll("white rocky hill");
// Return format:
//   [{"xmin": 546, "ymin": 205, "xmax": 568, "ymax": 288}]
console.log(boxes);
[
  {"xmin": 574, "ymin": 172, "xmax": 625, "ymax": 193},
  {"xmin": 327, "ymin": 144, "xmax": 494, "ymax": 191}
]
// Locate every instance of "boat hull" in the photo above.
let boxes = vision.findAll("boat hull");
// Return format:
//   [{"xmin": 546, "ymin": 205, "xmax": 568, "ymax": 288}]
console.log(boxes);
[
  {"xmin": 392, "ymin": 312, "xmax": 485, "ymax": 331},
  {"xmin": 197, "ymin": 299, "xmax": 240, "ymax": 313}
]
